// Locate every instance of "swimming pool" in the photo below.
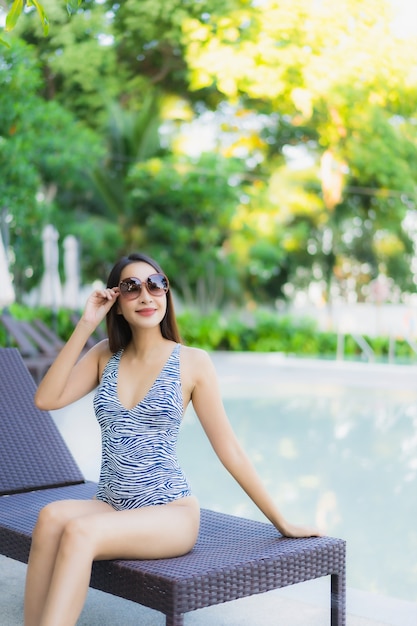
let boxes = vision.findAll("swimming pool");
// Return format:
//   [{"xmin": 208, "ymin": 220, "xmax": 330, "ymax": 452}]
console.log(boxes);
[{"xmin": 53, "ymin": 353, "xmax": 417, "ymax": 604}]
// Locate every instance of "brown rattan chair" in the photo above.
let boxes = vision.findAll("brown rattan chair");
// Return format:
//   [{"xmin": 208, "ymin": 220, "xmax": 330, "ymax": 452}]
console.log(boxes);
[{"xmin": 0, "ymin": 348, "xmax": 346, "ymax": 625}]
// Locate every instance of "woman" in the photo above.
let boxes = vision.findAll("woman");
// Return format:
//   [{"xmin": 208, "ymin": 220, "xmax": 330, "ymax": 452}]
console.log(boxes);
[{"xmin": 25, "ymin": 252, "xmax": 321, "ymax": 626}]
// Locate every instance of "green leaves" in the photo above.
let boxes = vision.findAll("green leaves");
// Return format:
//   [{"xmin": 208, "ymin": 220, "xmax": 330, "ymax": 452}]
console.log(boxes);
[
  {"xmin": 4, "ymin": 0, "xmax": 24, "ymax": 33},
  {"xmin": 27, "ymin": 0, "xmax": 49, "ymax": 34},
  {"xmin": 66, "ymin": 0, "xmax": 82, "ymax": 15},
  {"xmin": 2, "ymin": 0, "xmax": 83, "ymax": 41},
  {"xmin": 0, "ymin": 38, "xmax": 104, "ymax": 293},
  {"xmin": 125, "ymin": 152, "xmax": 245, "ymax": 308},
  {"xmin": 4, "ymin": 0, "xmax": 48, "ymax": 35}
]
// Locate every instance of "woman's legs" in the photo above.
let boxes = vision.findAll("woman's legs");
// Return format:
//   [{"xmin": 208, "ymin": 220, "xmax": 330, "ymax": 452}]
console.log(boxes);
[{"xmin": 24, "ymin": 496, "xmax": 200, "ymax": 626}]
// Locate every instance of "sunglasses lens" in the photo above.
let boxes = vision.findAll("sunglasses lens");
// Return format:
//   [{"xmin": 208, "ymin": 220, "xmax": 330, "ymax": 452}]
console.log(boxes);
[
  {"xmin": 119, "ymin": 278, "xmax": 141, "ymax": 299},
  {"xmin": 147, "ymin": 274, "xmax": 169, "ymax": 295}
]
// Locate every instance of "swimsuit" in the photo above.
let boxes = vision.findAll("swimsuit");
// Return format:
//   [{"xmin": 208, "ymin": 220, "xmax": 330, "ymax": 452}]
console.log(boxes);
[{"xmin": 93, "ymin": 344, "xmax": 192, "ymax": 510}]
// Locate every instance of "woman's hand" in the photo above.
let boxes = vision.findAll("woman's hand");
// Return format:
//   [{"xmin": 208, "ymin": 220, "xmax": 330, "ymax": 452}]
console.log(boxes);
[
  {"xmin": 278, "ymin": 521, "xmax": 324, "ymax": 538},
  {"xmin": 81, "ymin": 288, "xmax": 119, "ymax": 329}
]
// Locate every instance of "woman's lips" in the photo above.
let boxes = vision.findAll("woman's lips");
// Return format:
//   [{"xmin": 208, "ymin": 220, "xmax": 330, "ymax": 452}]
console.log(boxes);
[{"xmin": 136, "ymin": 308, "xmax": 156, "ymax": 316}]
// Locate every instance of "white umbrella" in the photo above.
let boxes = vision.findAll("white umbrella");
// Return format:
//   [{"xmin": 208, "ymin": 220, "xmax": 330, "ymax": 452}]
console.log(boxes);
[
  {"xmin": 0, "ymin": 230, "xmax": 15, "ymax": 309},
  {"xmin": 39, "ymin": 224, "xmax": 62, "ymax": 308},
  {"xmin": 63, "ymin": 235, "xmax": 80, "ymax": 309}
]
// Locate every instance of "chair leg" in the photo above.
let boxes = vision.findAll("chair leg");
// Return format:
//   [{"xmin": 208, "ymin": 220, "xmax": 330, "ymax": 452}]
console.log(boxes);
[
  {"xmin": 331, "ymin": 572, "xmax": 346, "ymax": 626},
  {"xmin": 166, "ymin": 613, "xmax": 184, "ymax": 626}
]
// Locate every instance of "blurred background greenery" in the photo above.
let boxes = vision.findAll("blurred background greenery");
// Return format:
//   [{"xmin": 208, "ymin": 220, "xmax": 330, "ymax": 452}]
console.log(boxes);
[{"xmin": 1, "ymin": 0, "xmax": 417, "ymax": 356}]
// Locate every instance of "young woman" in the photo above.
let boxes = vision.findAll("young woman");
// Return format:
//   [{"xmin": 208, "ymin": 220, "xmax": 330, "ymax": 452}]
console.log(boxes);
[{"xmin": 25, "ymin": 252, "xmax": 321, "ymax": 626}]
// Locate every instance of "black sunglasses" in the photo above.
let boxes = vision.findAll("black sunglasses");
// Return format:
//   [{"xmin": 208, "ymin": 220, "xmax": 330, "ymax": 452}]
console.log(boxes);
[{"xmin": 118, "ymin": 274, "xmax": 169, "ymax": 299}]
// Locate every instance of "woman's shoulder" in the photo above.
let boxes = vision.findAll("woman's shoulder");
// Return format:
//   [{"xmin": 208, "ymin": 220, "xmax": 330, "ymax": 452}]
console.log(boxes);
[
  {"xmin": 90, "ymin": 338, "xmax": 112, "ymax": 356},
  {"xmin": 179, "ymin": 344, "xmax": 215, "ymax": 376},
  {"xmin": 179, "ymin": 343, "xmax": 210, "ymax": 362}
]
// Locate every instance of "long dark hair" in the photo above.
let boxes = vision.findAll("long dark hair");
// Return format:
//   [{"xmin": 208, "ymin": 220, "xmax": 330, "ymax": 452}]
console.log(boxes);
[{"xmin": 106, "ymin": 252, "xmax": 182, "ymax": 352}]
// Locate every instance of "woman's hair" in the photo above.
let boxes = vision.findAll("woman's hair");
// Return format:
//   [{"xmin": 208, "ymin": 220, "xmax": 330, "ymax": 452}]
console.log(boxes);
[{"xmin": 106, "ymin": 252, "xmax": 182, "ymax": 352}]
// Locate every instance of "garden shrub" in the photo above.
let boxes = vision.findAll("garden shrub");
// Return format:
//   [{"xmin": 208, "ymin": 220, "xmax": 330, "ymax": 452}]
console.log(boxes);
[
  {"xmin": 0, "ymin": 304, "xmax": 416, "ymax": 364},
  {"xmin": 177, "ymin": 310, "xmax": 225, "ymax": 350}
]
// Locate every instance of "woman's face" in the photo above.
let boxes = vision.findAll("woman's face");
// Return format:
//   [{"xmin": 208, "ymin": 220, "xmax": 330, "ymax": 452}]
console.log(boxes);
[{"xmin": 116, "ymin": 261, "xmax": 168, "ymax": 330}]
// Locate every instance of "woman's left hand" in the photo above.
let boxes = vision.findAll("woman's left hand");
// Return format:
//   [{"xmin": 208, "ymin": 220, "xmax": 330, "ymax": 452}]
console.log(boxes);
[{"xmin": 278, "ymin": 522, "xmax": 324, "ymax": 538}]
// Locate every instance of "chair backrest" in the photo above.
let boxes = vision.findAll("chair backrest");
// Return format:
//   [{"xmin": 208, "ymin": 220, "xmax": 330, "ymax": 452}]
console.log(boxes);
[
  {"xmin": 0, "ymin": 315, "xmax": 39, "ymax": 356},
  {"xmin": 0, "ymin": 348, "xmax": 85, "ymax": 495}
]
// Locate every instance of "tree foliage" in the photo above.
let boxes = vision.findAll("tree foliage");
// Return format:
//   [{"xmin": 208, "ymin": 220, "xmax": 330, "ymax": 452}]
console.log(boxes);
[
  {"xmin": 6, "ymin": 0, "xmax": 120, "ymax": 128},
  {"xmin": 2, "ymin": 0, "xmax": 81, "ymax": 39},
  {"xmin": 0, "ymin": 37, "xmax": 104, "ymax": 293},
  {"xmin": 126, "ymin": 152, "xmax": 244, "ymax": 310},
  {"xmin": 91, "ymin": 95, "xmax": 164, "ymax": 223},
  {"xmin": 107, "ymin": 0, "xmax": 248, "ymax": 103},
  {"xmin": 1, "ymin": 0, "xmax": 417, "ymax": 310},
  {"xmin": 178, "ymin": 0, "xmax": 417, "ymax": 301}
]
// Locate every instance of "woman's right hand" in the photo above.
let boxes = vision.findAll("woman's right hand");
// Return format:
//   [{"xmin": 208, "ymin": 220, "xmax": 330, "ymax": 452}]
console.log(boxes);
[{"xmin": 81, "ymin": 287, "xmax": 119, "ymax": 328}]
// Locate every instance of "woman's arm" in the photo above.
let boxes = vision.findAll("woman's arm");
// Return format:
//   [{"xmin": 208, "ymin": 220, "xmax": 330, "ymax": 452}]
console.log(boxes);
[
  {"xmin": 189, "ymin": 349, "xmax": 322, "ymax": 538},
  {"xmin": 34, "ymin": 287, "xmax": 119, "ymax": 411}
]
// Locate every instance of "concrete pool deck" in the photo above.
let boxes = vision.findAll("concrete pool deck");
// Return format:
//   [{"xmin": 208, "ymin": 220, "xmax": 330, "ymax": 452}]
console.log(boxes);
[
  {"xmin": 209, "ymin": 351, "xmax": 417, "ymax": 395},
  {"xmin": 2, "ymin": 553, "xmax": 416, "ymax": 625}
]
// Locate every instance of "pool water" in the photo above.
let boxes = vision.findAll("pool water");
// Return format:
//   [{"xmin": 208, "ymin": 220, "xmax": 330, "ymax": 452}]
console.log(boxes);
[{"xmin": 53, "ymin": 353, "xmax": 417, "ymax": 604}]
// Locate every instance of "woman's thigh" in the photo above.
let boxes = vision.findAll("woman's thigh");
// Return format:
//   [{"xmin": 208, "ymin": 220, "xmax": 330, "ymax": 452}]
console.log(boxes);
[{"xmin": 78, "ymin": 495, "xmax": 200, "ymax": 561}]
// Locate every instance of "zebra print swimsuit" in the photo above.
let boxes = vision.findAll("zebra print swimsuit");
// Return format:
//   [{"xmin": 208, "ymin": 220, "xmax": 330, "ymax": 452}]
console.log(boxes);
[{"xmin": 93, "ymin": 343, "xmax": 192, "ymax": 510}]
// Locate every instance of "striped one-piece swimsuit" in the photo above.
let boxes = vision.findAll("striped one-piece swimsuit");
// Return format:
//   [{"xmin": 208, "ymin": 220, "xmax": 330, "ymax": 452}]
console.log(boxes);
[{"xmin": 93, "ymin": 343, "xmax": 192, "ymax": 510}]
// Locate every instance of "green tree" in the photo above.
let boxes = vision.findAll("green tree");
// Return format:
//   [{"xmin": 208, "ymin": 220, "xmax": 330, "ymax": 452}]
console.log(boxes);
[
  {"xmin": 107, "ymin": 0, "xmax": 247, "ymax": 105},
  {"xmin": 0, "ymin": 37, "xmax": 104, "ymax": 294},
  {"xmin": 91, "ymin": 95, "xmax": 164, "ymax": 225},
  {"xmin": 6, "ymin": 0, "xmax": 120, "ymax": 128},
  {"xmin": 126, "ymin": 152, "xmax": 245, "ymax": 310},
  {"xmin": 3, "ymin": 0, "xmax": 417, "ymax": 308},
  {"xmin": 181, "ymin": 0, "xmax": 417, "ymax": 302}
]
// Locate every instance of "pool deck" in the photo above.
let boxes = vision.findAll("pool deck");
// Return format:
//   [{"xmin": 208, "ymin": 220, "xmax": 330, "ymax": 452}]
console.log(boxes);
[
  {"xmin": 2, "ymin": 553, "xmax": 416, "ymax": 625},
  {"xmin": 209, "ymin": 351, "xmax": 417, "ymax": 395}
]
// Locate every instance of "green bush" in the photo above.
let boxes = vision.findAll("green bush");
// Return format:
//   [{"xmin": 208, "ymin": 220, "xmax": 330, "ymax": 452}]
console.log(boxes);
[
  {"xmin": 393, "ymin": 338, "xmax": 416, "ymax": 360},
  {"xmin": 1, "ymin": 304, "xmax": 416, "ymax": 364},
  {"xmin": 217, "ymin": 314, "xmax": 252, "ymax": 351},
  {"xmin": 177, "ymin": 310, "xmax": 225, "ymax": 350},
  {"xmin": 316, "ymin": 331, "xmax": 338, "ymax": 355},
  {"xmin": 369, "ymin": 336, "xmax": 390, "ymax": 357}
]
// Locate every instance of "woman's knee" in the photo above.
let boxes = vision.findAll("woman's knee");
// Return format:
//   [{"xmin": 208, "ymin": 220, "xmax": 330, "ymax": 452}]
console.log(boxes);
[
  {"xmin": 58, "ymin": 517, "xmax": 95, "ymax": 559},
  {"xmin": 30, "ymin": 503, "xmax": 68, "ymax": 555},
  {"xmin": 34, "ymin": 502, "xmax": 67, "ymax": 537}
]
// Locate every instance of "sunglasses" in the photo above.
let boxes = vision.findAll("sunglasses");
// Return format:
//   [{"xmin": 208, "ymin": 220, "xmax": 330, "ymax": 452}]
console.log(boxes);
[{"xmin": 118, "ymin": 274, "xmax": 169, "ymax": 299}]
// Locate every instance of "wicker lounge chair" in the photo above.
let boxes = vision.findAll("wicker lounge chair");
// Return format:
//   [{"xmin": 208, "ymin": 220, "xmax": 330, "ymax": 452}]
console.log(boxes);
[
  {"xmin": 0, "ymin": 348, "xmax": 346, "ymax": 625},
  {"xmin": 0, "ymin": 315, "xmax": 65, "ymax": 383}
]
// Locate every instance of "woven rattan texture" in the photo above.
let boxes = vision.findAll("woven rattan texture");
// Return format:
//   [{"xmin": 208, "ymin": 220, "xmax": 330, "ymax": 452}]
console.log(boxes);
[
  {"xmin": 0, "ymin": 483, "xmax": 346, "ymax": 624},
  {"xmin": 0, "ymin": 348, "xmax": 84, "ymax": 495}
]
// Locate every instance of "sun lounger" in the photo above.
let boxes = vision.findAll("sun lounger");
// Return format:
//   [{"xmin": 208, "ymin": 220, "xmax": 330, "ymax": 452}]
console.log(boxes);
[
  {"xmin": 0, "ymin": 315, "xmax": 65, "ymax": 383},
  {"xmin": 0, "ymin": 348, "xmax": 346, "ymax": 625}
]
